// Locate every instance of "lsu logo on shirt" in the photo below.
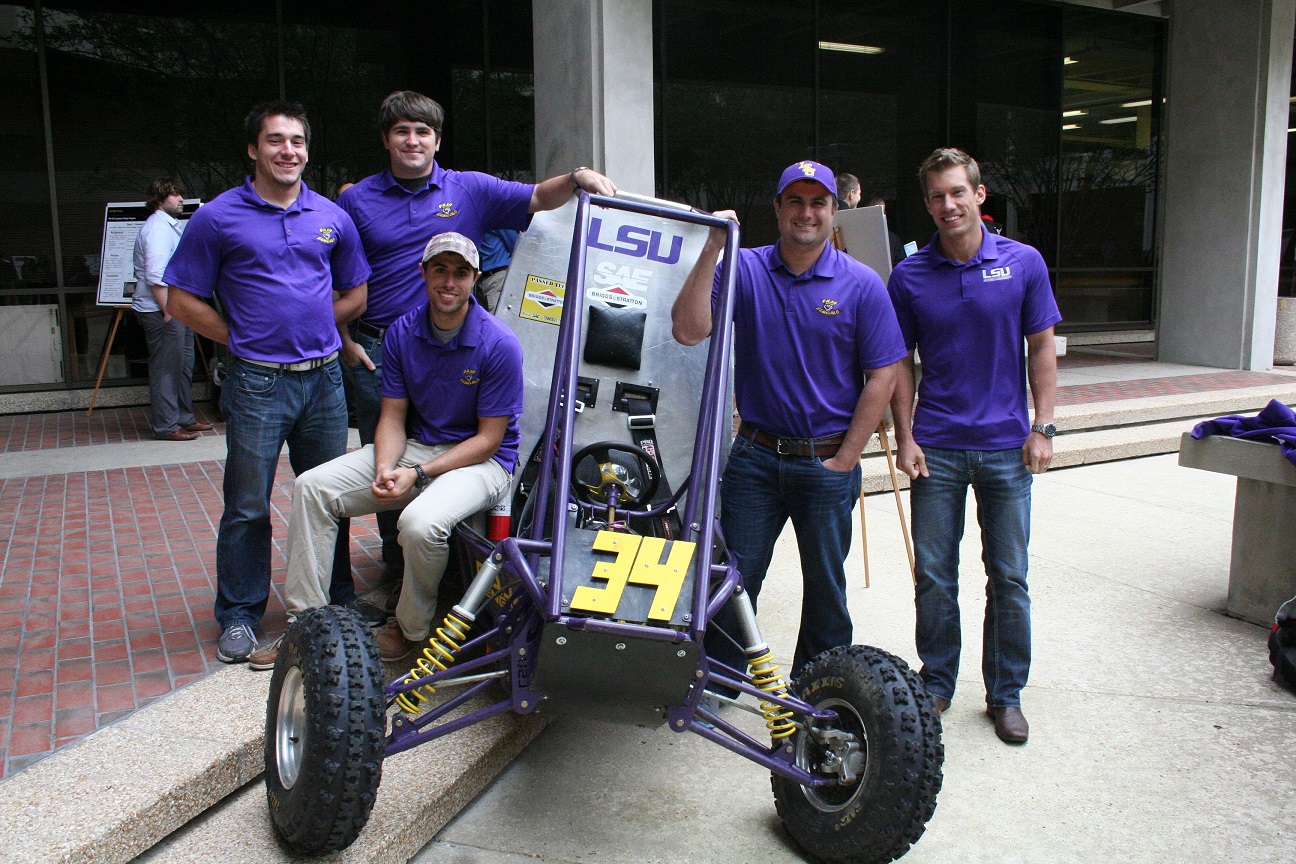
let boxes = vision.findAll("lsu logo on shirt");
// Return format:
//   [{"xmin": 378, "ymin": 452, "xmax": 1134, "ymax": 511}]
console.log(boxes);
[
  {"xmin": 316, "ymin": 227, "xmax": 336, "ymax": 244},
  {"xmin": 460, "ymin": 367, "xmax": 480, "ymax": 385},
  {"xmin": 815, "ymin": 298, "xmax": 841, "ymax": 316},
  {"xmin": 982, "ymin": 265, "xmax": 1012, "ymax": 282},
  {"xmin": 436, "ymin": 202, "xmax": 460, "ymax": 218}
]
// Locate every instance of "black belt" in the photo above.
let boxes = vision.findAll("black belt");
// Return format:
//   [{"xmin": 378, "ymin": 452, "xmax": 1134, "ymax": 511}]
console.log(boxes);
[
  {"xmin": 236, "ymin": 351, "xmax": 338, "ymax": 373},
  {"xmin": 738, "ymin": 422, "xmax": 845, "ymax": 458},
  {"xmin": 356, "ymin": 320, "xmax": 386, "ymax": 340},
  {"xmin": 480, "ymin": 266, "xmax": 507, "ymax": 278}
]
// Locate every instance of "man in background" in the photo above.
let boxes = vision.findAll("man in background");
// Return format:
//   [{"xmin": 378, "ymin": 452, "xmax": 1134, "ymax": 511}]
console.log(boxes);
[{"xmin": 132, "ymin": 178, "xmax": 211, "ymax": 441}]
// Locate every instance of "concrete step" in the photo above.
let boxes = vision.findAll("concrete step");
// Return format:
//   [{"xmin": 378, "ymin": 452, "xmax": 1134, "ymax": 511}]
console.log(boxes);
[
  {"xmin": 860, "ymin": 384, "xmax": 1296, "ymax": 493},
  {"xmin": 0, "ymin": 662, "xmax": 544, "ymax": 864}
]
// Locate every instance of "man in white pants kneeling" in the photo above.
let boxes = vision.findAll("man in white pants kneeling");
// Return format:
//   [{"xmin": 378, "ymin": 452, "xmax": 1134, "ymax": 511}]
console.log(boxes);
[{"xmin": 250, "ymin": 231, "xmax": 524, "ymax": 668}]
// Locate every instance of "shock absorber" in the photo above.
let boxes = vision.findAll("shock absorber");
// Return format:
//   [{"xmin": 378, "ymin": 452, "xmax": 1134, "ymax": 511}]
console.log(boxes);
[
  {"xmin": 727, "ymin": 585, "xmax": 796, "ymax": 739},
  {"xmin": 747, "ymin": 648, "xmax": 797, "ymax": 739},
  {"xmin": 394, "ymin": 556, "xmax": 502, "ymax": 715}
]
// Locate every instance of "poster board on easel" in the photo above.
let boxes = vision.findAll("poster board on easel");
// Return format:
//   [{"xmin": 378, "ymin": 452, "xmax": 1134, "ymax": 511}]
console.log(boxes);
[
  {"xmin": 95, "ymin": 199, "xmax": 200, "ymax": 306},
  {"xmin": 832, "ymin": 203, "xmax": 894, "ymax": 281}
]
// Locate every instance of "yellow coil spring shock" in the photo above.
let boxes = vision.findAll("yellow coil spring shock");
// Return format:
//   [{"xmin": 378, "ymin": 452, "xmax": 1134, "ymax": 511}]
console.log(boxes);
[
  {"xmin": 394, "ymin": 611, "xmax": 472, "ymax": 714},
  {"xmin": 748, "ymin": 650, "xmax": 797, "ymax": 739}
]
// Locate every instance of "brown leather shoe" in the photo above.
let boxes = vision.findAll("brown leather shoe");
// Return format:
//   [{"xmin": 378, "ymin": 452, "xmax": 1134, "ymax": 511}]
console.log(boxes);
[
  {"xmin": 933, "ymin": 696, "xmax": 951, "ymax": 716},
  {"xmin": 375, "ymin": 619, "xmax": 418, "ymax": 662},
  {"xmin": 182, "ymin": 420, "xmax": 215, "ymax": 433},
  {"xmin": 247, "ymin": 634, "xmax": 284, "ymax": 671},
  {"xmin": 988, "ymin": 706, "xmax": 1029, "ymax": 744},
  {"xmin": 157, "ymin": 429, "xmax": 200, "ymax": 441}
]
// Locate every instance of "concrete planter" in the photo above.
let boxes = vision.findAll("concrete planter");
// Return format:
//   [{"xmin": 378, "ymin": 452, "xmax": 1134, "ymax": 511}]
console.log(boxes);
[{"xmin": 1277, "ymin": 296, "xmax": 1296, "ymax": 365}]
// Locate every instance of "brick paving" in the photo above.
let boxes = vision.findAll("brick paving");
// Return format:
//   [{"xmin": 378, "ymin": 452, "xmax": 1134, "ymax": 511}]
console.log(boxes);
[
  {"xmin": 0, "ymin": 404, "xmax": 223, "ymax": 453},
  {"xmin": 1056, "ymin": 370, "xmax": 1295, "ymax": 405},
  {"xmin": 0, "ymin": 448, "xmax": 385, "ymax": 778}
]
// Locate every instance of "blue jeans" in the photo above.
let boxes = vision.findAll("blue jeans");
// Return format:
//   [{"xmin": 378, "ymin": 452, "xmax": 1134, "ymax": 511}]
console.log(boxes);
[
  {"xmin": 910, "ymin": 446, "xmax": 1032, "ymax": 707},
  {"xmin": 341, "ymin": 327, "xmax": 403, "ymax": 577},
  {"xmin": 215, "ymin": 358, "xmax": 353, "ymax": 629},
  {"xmin": 709, "ymin": 434, "xmax": 861, "ymax": 680}
]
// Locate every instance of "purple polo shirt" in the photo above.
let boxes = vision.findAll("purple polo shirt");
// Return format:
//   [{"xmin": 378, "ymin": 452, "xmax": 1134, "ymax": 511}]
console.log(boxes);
[
  {"xmin": 715, "ymin": 243, "xmax": 907, "ymax": 439},
  {"xmin": 163, "ymin": 179, "xmax": 370, "ymax": 364},
  {"xmin": 381, "ymin": 297, "xmax": 524, "ymax": 473},
  {"xmin": 887, "ymin": 228, "xmax": 1062, "ymax": 450},
  {"xmin": 338, "ymin": 164, "xmax": 533, "ymax": 327}
]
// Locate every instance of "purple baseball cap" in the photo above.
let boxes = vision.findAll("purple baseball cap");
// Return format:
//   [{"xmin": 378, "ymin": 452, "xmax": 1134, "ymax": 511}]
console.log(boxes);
[{"xmin": 775, "ymin": 160, "xmax": 837, "ymax": 199}]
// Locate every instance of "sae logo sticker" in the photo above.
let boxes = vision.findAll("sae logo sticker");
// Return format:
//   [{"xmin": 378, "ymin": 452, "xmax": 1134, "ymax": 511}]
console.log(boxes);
[
  {"xmin": 982, "ymin": 265, "xmax": 1012, "ymax": 282},
  {"xmin": 519, "ymin": 274, "xmax": 566, "ymax": 326}
]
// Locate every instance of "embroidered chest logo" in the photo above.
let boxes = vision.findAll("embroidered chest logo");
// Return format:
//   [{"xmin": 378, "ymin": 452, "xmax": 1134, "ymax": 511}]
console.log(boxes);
[
  {"xmin": 435, "ymin": 202, "xmax": 459, "ymax": 218},
  {"xmin": 815, "ymin": 298, "xmax": 841, "ymax": 316},
  {"xmin": 460, "ymin": 367, "xmax": 480, "ymax": 385},
  {"xmin": 316, "ymin": 227, "xmax": 337, "ymax": 244},
  {"xmin": 982, "ymin": 265, "xmax": 1012, "ymax": 282}
]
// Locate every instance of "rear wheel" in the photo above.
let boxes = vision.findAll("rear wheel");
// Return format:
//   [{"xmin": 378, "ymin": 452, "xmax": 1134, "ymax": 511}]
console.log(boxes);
[
  {"xmin": 772, "ymin": 645, "xmax": 943, "ymax": 864},
  {"xmin": 265, "ymin": 605, "xmax": 386, "ymax": 854}
]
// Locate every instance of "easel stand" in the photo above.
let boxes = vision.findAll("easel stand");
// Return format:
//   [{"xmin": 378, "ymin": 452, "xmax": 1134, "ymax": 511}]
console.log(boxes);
[
  {"xmin": 857, "ymin": 420, "xmax": 918, "ymax": 589},
  {"xmin": 86, "ymin": 305, "xmax": 129, "ymax": 417}
]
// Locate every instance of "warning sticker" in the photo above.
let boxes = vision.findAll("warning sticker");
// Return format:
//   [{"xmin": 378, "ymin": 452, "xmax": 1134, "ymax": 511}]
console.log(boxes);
[
  {"xmin": 519, "ymin": 274, "xmax": 566, "ymax": 326},
  {"xmin": 586, "ymin": 285, "xmax": 648, "ymax": 310}
]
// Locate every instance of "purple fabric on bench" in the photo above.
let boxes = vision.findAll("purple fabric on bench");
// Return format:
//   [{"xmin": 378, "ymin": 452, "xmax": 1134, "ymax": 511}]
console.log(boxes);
[{"xmin": 1190, "ymin": 399, "xmax": 1296, "ymax": 468}]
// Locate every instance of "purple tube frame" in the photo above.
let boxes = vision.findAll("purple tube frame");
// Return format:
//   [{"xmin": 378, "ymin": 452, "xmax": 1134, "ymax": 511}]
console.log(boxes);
[{"xmin": 382, "ymin": 194, "xmax": 834, "ymax": 788}]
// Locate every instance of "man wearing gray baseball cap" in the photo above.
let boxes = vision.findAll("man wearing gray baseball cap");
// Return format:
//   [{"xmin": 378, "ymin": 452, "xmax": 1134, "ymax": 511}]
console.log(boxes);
[{"xmin": 249, "ymin": 231, "xmax": 525, "ymax": 668}]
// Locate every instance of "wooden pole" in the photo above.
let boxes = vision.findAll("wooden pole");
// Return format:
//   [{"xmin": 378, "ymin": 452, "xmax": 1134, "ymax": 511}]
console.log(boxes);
[
  {"xmin": 878, "ymin": 421, "xmax": 917, "ymax": 585},
  {"xmin": 86, "ymin": 306, "xmax": 126, "ymax": 417}
]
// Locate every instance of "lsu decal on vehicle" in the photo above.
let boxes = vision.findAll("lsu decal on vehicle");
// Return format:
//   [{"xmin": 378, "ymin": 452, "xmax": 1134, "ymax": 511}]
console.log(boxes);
[{"xmin": 519, "ymin": 274, "xmax": 566, "ymax": 326}]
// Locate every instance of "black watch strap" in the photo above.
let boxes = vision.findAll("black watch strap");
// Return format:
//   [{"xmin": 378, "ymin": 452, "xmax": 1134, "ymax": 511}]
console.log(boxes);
[{"xmin": 413, "ymin": 464, "xmax": 430, "ymax": 488}]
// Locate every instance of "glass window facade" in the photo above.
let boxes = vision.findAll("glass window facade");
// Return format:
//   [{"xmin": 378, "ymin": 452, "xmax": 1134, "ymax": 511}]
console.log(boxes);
[
  {"xmin": 0, "ymin": 0, "xmax": 1168, "ymax": 393},
  {"xmin": 0, "ymin": 0, "xmax": 533, "ymax": 392},
  {"xmin": 655, "ymin": 0, "xmax": 1166, "ymax": 331}
]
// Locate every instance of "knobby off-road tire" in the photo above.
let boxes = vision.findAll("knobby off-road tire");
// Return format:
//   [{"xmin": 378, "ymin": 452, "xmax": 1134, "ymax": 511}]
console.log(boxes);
[
  {"xmin": 265, "ymin": 606, "xmax": 386, "ymax": 854},
  {"xmin": 772, "ymin": 645, "xmax": 944, "ymax": 864}
]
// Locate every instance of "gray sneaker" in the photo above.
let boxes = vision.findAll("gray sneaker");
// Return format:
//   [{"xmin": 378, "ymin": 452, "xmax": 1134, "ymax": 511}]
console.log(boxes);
[{"xmin": 216, "ymin": 623, "xmax": 257, "ymax": 663}]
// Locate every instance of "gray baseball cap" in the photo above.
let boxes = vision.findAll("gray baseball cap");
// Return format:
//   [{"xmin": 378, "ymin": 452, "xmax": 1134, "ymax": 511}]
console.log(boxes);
[{"xmin": 420, "ymin": 231, "xmax": 480, "ymax": 269}]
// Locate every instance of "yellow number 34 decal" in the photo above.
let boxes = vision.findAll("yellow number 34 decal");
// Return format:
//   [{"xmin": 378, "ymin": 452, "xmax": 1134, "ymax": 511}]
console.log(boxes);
[{"xmin": 570, "ymin": 531, "xmax": 696, "ymax": 622}]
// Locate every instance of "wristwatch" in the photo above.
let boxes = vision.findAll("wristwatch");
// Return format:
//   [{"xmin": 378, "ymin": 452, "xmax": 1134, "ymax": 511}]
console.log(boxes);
[
  {"xmin": 569, "ymin": 166, "xmax": 590, "ymax": 190},
  {"xmin": 412, "ymin": 464, "xmax": 431, "ymax": 489},
  {"xmin": 1030, "ymin": 423, "xmax": 1057, "ymax": 439}
]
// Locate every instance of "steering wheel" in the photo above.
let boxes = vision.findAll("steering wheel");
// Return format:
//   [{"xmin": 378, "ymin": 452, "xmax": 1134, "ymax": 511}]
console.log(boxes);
[{"xmin": 570, "ymin": 441, "xmax": 661, "ymax": 509}]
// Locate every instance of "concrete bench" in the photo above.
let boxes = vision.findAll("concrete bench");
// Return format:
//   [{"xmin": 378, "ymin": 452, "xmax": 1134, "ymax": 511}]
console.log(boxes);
[{"xmin": 1178, "ymin": 432, "xmax": 1296, "ymax": 625}]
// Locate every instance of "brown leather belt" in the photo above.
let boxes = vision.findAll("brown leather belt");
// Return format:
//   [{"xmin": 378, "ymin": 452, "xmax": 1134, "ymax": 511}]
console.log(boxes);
[{"xmin": 737, "ymin": 422, "xmax": 845, "ymax": 458}]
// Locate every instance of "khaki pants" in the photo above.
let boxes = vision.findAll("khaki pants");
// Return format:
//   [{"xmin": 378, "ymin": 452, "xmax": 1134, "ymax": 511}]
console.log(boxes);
[{"xmin": 283, "ymin": 442, "xmax": 510, "ymax": 640}]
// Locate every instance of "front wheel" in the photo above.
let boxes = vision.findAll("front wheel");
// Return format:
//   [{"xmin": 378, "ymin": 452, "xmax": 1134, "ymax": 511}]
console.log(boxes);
[
  {"xmin": 772, "ymin": 645, "xmax": 944, "ymax": 864},
  {"xmin": 265, "ymin": 606, "xmax": 386, "ymax": 854}
]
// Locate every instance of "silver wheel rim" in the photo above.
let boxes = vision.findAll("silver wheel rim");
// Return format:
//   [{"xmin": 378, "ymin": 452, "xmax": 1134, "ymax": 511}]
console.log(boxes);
[
  {"xmin": 276, "ymin": 665, "xmax": 306, "ymax": 789},
  {"xmin": 797, "ymin": 696, "xmax": 869, "ymax": 813}
]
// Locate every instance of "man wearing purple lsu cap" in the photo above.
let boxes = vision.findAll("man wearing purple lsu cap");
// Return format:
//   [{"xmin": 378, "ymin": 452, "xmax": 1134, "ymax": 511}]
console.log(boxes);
[
  {"xmin": 245, "ymin": 231, "xmax": 524, "ymax": 669},
  {"xmin": 673, "ymin": 160, "xmax": 906, "ymax": 682},
  {"xmin": 336, "ymin": 90, "xmax": 616, "ymax": 616},
  {"xmin": 165, "ymin": 101, "xmax": 370, "ymax": 664},
  {"xmin": 888, "ymin": 147, "xmax": 1061, "ymax": 744}
]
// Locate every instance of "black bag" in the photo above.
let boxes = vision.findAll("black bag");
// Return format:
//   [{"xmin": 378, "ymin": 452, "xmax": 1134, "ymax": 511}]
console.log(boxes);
[{"xmin": 1269, "ymin": 595, "xmax": 1296, "ymax": 692}]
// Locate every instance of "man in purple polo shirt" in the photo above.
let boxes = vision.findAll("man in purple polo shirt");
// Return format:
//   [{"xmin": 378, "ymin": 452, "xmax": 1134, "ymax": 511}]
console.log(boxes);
[
  {"xmin": 336, "ymin": 90, "xmax": 614, "ymax": 615},
  {"xmin": 673, "ymin": 160, "xmax": 905, "ymax": 684},
  {"xmin": 246, "ymin": 232, "xmax": 523, "ymax": 669},
  {"xmin": 888, "ymin": 147, "xmax": 1061, "ymax": 744},
  {"xmin": 165, "ymin": 101, "xmax": 370, "ymax": 664}
]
